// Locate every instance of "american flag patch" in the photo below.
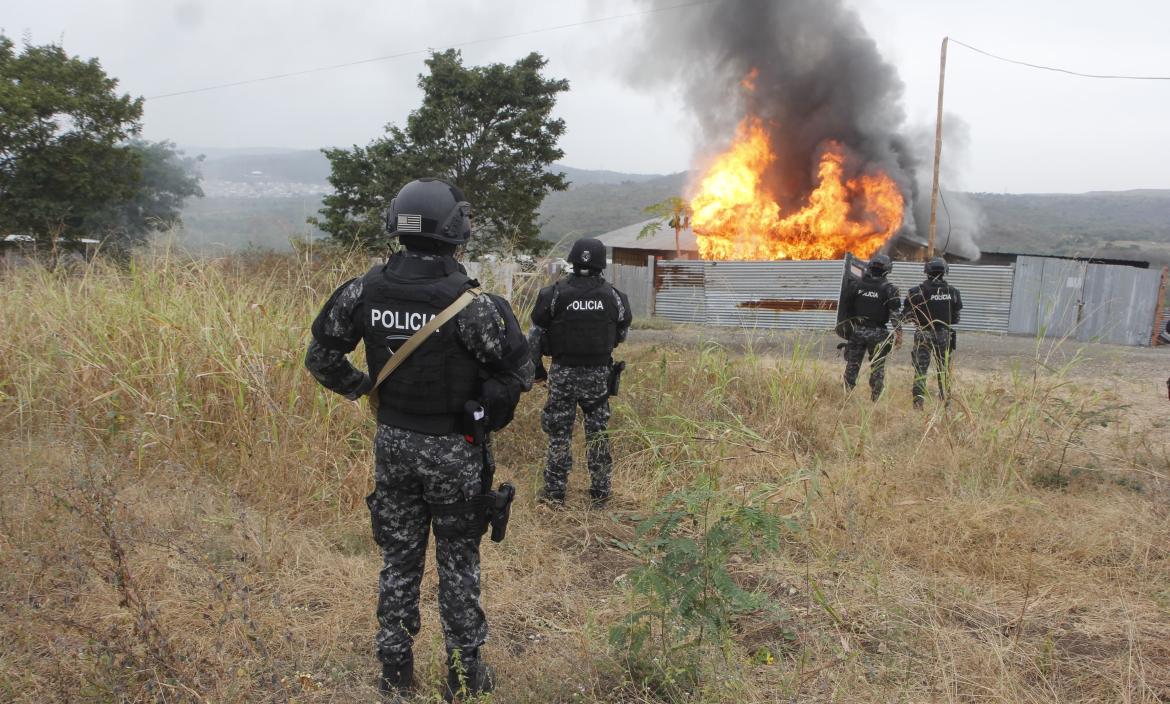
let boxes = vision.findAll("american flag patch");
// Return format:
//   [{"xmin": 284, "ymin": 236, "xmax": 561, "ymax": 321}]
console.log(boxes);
[{"xmin": 397, "ymin": 214, "xmax": 422, "ymax": 232}]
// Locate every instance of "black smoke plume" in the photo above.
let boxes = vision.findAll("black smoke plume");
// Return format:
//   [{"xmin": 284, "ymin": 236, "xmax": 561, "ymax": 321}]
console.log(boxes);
[{"xmin": 627, "ymin": 0, "xmax": 979, "ymax": 255}]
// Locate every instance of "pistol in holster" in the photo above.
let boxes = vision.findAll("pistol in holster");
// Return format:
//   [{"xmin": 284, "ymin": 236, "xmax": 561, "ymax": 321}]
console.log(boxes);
[
  {"xmin": 607, "ymin": 360, "xmax": 626, "ymax": 397},
  {"xmin": 430, "ymin": 401, "xmax": 515, "ymax": 543}
]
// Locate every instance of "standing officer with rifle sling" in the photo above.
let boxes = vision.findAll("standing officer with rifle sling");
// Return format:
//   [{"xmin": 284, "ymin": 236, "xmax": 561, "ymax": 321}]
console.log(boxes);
[
  {"xmin": 903, "ymin": 256, "xmax": 963, "ymax": 409},
  {"xmin": 838, "ymin": 254, "xmax": 902, "ymax": 400},
  {"xmin": 529, "ymin": 237, "xmax": 632, "ymax": 509},
  {"xmin": 304, "ymin": 178, "xmax": 532, "ymax": 701}
]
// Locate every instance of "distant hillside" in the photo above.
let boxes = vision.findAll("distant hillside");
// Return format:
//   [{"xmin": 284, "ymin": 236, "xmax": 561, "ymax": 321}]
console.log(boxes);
[
  {"xmin": 970, "ymin": 190, "xmax": 1170, "ymax": 264},
  {"xmin": 199, "ymin": 149, "xmax": 331, "ymax": 184},
  {"xmin": 189, "ymin": 147, "xmax": 665, "ymax": 189},
  {"xmin": 537, "ymin": 172, "xmax": 689, "ymax": 248},
  {"xmin": 176, "ymin": 147, "xmax": 1170, "ymax": 263}
]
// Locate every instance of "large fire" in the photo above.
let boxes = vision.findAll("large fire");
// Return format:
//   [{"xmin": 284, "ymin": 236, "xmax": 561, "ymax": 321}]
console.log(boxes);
[{"xmin": 689, "ymin": 117, "xmax": 904, "ymax": 261}]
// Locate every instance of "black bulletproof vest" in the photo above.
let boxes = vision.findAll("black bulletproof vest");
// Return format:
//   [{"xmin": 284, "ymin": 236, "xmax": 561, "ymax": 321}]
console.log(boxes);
[
  {"xmin": 360, "ymin": 256, "xmax": 482, "ymax": 434},
  {"xmin": 908, "ymin": 280, "xmax": 958, "ymax": 327},
  {"xmin": 547, "ymin": 278, "xmax": 619, "ymax": 366},
  {"xmin": 852, "ymin": 275, "xmax": 897, "ymax": 326}
]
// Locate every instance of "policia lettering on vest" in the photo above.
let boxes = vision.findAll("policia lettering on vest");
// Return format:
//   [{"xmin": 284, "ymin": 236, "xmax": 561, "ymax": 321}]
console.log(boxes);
[
  {"xmin": 838, "ymin": 254, "xmax": 903, "ymax": 401},
  {"xmin": 901, "ymin": 257, "xmax": 963, "ymax": 409},
  {"xmin": 529, "ymin": 237, "xmax": 633, "ymax": 509},
  {"xmin": 304, "ymin": 178, "xmax": 533, "ymax": 701}
]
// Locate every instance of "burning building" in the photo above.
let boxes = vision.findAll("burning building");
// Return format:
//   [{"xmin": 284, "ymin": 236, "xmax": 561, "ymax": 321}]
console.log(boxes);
[{"xmin": 628, "ymin": 0, "xmax": 964, "ymax": 261}]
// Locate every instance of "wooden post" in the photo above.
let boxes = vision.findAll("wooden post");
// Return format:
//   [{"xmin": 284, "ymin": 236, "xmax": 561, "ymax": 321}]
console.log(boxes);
[
  {"xmin": 1151, "ymin": 265, "xmax": 1168, "ymax": 346},
  {"xmin": 927, "ymin": 36, "xmax": 949, "ymax": 259},
  {"xmin": 647, "ymin": 254, "xmax": 657, "ymax": 317}
]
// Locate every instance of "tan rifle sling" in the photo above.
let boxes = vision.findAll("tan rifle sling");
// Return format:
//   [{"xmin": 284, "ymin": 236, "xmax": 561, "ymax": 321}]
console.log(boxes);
[{"xmin": 367, "ymin": 287, "xmax": 482, "ymax": 411}]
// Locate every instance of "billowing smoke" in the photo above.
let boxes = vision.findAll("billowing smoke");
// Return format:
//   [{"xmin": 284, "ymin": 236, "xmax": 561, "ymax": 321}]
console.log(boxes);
[
  {"xmin": 626, "ymin": 0, "xmax": 980, "ymax": 257},
  {"xmin": 907, "ymin": 116, "xmax": 983, "ymax": 260}
]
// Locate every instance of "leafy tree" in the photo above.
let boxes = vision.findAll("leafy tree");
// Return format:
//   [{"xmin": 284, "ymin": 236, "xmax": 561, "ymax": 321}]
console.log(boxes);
[
  {"xmin": 0, "ymin": 36, "xmax": 201, "ymax": 251},
  {"xmin": 313, "ymin": 50, "xmax": 569, "ymax": 255},
  {"xmin": 89, "ymin": 140, "xmax": 204, "ymax": 247},
  {"xmin": 640, "ymin": 196, "xmax": 691, "ymax": 257}
]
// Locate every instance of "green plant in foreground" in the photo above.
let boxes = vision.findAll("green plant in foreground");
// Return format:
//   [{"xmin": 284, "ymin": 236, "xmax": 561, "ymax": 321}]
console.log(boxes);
[{"xmin": 610, "ymin": 471, "xmax": 795, "ymax": 698}]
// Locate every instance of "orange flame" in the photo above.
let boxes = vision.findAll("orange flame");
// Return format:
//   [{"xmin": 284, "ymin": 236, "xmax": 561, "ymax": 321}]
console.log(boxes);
[
  {"xmin": 690, "ymin": 118, "xmax": 904, "ymax": 260},
  {"xmin": 740, "ymin": 68, "xmax": 759, "ymax": 92}
]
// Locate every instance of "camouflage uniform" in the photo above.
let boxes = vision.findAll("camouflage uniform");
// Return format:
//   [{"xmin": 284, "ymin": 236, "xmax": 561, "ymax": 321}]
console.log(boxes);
[
  {"xmin": 539, "ymin": 360, "xmax": 612, "ymax": 499},
  {"xmin": 911, "ymin": 328, "xmax": 954, "ymax": 401},
  {"xmin": 529, "ymin": 273, "xmax": 632, "ymax": 503},
  {"xmin": 305, "ymin": 254, "xmax": 532, "ymax": 667},
  {"xmin": 843, "ymin": 324, "xmax": 897, "ymax": 398}
]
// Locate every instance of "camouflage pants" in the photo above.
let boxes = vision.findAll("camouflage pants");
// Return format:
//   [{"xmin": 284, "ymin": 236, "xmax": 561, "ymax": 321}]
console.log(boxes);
[
  {"xmin": 367, "ymin": 424, "xmax": 488, "ymax": 664},
  {"xmin": 542, "ymin": 363, "xmax": 612, "ymax": 497},
  {"xmin": 912, "ymin": 328, "xmax": 954, "ymax": 400},
  {"xmin": 843, "ymin": 324, "xmax": 895, "ymax": 397}
]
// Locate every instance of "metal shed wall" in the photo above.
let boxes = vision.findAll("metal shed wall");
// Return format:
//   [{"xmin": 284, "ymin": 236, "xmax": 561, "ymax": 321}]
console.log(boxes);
[
  {"xmin": 1007, "ymin": 256, "xmax": 1163, "ymax": 346},
  {"xmin": 654, "ymin": 259, "xmax": 1015, "ymax": 333},
  {"xmin": 1079, "ymin": 264, "xmax": 1162, "ymax": 346},
  {"xmin": 653, "ymin": 260, "xmax": 706, "ymax": 324},
  {"xmin": 888, "ymin": 261, "xmax": 1015, "ymax": 333}
]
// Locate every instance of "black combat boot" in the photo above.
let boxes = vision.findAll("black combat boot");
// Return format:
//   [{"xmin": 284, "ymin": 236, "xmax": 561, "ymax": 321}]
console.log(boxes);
[
  {"xmin": 378, "ymin": 652, "xmax": 414, "ymax": 700},
  {"xmin": 443, "ymin": 648, "xmax": 495, "ymax": 702},
  {"xmin": 913, "ymin": 396, "xmax": 924, "ymax": 411},
  {"xmin": 536, "ymin": 487, "xmax": 565, "ymax": 508},
  {"xmin": 589, "ymin": 488, "xmax": 610, "ymax": 509}
]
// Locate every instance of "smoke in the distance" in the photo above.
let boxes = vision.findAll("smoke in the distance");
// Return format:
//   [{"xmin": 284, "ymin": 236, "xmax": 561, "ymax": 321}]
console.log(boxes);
[{"xmin": 625, "ymin": 0, "xmax": 981, "ymax": 257}]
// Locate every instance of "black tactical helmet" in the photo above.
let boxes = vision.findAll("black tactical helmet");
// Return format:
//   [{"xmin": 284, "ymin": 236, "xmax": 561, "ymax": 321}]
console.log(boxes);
[
  {"xmin": 567, "ymin": 237, "xmax": 606, "ymax": 271},
  {"xmin": 924, "ymin": 256, "xmax": 948, "ymax": 278},
  {"xmin": 384, "ymin": 178, "xmax": 471, "ymax": 245},
  {"xmin": 867, "ymin": 254, "xmax": 892, "ymax": 277}
]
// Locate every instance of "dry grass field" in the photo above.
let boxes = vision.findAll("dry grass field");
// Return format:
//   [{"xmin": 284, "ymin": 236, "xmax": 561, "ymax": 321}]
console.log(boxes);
[{"xmin": 1, "ymin": 254, "xmax": 1168, "ymax": 703}]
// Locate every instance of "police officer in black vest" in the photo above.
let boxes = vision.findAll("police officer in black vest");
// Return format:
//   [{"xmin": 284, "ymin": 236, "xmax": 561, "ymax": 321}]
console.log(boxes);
[
  {"xmin": 529, "ymin": 237, "xmax": 633, "ymax": 508},
  {"xmin": 839, "ymin": 254, "xmax": 902, "ymax": 400},
  {"xmin": 902, "ymin": 257, "xmax": 963, "ymax": 409},
  {"xmin": 305, "ymin": 178, "xmax": 532, "ymax": 700}
]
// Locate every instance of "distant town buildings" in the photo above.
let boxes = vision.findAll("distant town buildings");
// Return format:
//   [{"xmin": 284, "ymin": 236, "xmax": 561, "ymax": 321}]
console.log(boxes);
[{"xmin": 201, "ymin": 179, "xmax": 331, "ymax": 199}]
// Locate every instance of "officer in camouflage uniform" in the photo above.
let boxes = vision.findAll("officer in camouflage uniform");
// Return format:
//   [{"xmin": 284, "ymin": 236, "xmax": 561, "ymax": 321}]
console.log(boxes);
[
  {"xmin": 902, "ymin": 257, "xmax": 963, "ymax": 409},
  {"xmin": 839, "ymin": 254, "xmax": 902, "ymax": 400},
  {"xmin": 529, "ymin": 237, "xmax": 632, "ymax": 508},
  {"xmin": 305, "ymin": 178, "xmax": 532, "ymax": 701}
]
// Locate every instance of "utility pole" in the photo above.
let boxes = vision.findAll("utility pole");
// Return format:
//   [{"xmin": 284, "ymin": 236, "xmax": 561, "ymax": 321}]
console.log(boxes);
[{"xmin": 927, "ymin": 36, "xmax": 949, "ymax": 259}]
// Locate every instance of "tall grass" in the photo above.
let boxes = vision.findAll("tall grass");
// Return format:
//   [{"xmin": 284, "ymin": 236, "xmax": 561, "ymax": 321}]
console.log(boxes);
[{"xmin": 1, "ymin": 254, "xmax": 1167, "ymax": 703}]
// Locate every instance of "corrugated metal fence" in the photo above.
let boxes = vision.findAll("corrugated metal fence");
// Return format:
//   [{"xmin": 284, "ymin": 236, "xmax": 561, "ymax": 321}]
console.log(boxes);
[
  {"xmin": 651, "ymin": 256, "xmax": 1163, "ymax": 345},
  {"xmin": 653, "ymin": 259, "xmax": 1015, "ymax": 333},
  {"xmin": 888, "ymin": 260, "xmax": 1015, "ymax": 333},
  {"xmin": 610, "ymin": 260, "xmax": 655, "ymax": 319},
  {"xmin": 1008, "ymin": 255, "xmax": 1164, "ymax": 346}
]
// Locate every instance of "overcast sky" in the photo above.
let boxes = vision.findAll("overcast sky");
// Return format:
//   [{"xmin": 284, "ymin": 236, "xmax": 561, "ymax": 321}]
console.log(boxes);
[{"xmin": 4, "ymin": 0, "xmax": 1168, "ymax": 193}]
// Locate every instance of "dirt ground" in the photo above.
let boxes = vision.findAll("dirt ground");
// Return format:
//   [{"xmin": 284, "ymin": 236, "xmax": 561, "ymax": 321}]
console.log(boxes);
[{"xmin": 632, "ymin": 325, "xmax": 1170, "ymax": 405}]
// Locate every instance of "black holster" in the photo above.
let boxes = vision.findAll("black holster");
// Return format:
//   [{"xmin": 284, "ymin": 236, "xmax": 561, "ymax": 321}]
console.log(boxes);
[
  {"xmin": 430, "ymin": 403, "xmax": 515, "ymax": 543},
  {"xmin": 607, "ymin": 360, "xmax": 626, "ymax": 397},
  {"xmin": 429, "ymin": 483, "xmax": 515, "ymax": 543}
]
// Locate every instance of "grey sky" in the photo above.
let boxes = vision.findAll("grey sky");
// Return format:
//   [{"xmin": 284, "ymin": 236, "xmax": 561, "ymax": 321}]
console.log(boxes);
[{"xmin": 4, "ymin": 0, "xmax": 1168, "ymax": 193}]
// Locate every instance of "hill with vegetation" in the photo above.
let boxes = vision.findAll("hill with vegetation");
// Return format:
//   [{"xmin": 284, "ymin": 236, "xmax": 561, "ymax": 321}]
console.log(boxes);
[
  {"xmin": 970, "ymin": 189, "xmax": 1170, "ymax": 264},
  {"xmin": 177, "ymin": 149, "xmax": 1170, "ymax": 262}
]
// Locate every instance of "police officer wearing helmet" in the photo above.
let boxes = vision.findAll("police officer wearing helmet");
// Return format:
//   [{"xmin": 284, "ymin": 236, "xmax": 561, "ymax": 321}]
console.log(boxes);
[
  {"xmin": 839, "ymin": 253, "xmax": 903, "ymax": 400},
  {"xmin": 902, "ymin": 257, "xmax": 963, "ymax": 409},
  {"xmin": 529, "ymin": 237, "xmax": 633, "ymax": 508},
  {"xmin": 304, "ymin": 178, "xmax": 533, "ymax": 700}
]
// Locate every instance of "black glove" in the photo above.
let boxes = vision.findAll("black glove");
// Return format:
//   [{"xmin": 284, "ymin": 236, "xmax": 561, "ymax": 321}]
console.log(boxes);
[
  {"xmin": 481, "ymin": 378, "xmax": 521, "ymax": 431},
  {"xmin": 345, "ymin": 373, "xmax": 373, "ymax": 401}
]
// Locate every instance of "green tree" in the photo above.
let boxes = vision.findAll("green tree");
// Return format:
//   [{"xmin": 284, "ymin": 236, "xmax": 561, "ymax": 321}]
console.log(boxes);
[
  {"xmin": 0, "ymin": 37, "xmax": 201, "ymax": 252},
  {"xmin": 312, "ymin": 50, "xmax": 569, "ymax": 255},
  {"xmin": 640, "ymin": 196, "xmax": 691, "ymax": 257},
  {"xmin": 89, "ymin": 140, "xmax": 204, "ymax": 247}
]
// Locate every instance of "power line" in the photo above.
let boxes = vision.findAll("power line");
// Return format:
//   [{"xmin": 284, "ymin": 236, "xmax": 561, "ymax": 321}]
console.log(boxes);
[
  {"xmin": 950, "ymin": 38, "xmax": 1170, "ymax": 81},
  {"xmin": 145, "ymin": 0, "xmax": 714, "ymax": 100}
]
